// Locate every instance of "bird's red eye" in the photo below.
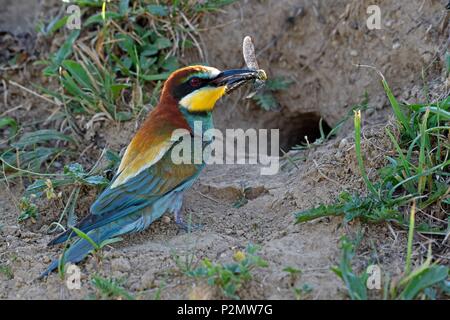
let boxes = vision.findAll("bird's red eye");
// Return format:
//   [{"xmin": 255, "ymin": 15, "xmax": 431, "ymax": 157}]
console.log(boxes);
[{"xmin": 189, "ymin": 77, "xmax": 202, "ymax": 87}]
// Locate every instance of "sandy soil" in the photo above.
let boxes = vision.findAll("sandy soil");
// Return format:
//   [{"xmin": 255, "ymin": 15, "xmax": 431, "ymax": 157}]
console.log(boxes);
[{"xmin": 0, "ymin": 0, "xmax": 448, "ymax": 299}]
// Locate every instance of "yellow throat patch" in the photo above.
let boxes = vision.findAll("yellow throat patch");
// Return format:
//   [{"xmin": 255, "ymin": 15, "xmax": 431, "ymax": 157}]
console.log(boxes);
[{"xmin": 180, "ymin": 86, "xmax": 226, "ymax": 112}]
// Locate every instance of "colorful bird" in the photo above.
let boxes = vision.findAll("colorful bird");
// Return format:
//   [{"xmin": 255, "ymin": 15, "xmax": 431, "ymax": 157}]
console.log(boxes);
[{"xmin": 41, "ymin": 65, "xmax": 261, "ymax": 277}]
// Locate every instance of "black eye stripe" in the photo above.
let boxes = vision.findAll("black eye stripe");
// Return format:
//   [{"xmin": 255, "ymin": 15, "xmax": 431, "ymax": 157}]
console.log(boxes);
[{"xmin": 172, "ymin": 76, "xmax": 211, "ymax": 100}]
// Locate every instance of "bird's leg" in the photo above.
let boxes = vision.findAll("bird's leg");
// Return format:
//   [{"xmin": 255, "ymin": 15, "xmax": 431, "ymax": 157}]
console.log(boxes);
[
  {"xmin": 172, "ymin": 193, "xmax": 203, "ymax": 232},
  {"xmin": 174, "ymin": 207, "xmax": 204, "ymax": 232}
]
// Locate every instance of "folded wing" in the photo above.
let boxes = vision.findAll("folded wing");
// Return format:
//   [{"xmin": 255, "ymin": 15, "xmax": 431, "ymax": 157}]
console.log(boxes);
[{"xmin": 48, "ymin": 110, "xmax": 196, "ymax": 245}]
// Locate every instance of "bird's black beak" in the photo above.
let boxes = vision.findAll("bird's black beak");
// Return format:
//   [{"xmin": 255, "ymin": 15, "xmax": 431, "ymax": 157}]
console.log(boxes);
[{"xmin": 211, "ymin": 69, "xmax": 259, "ymax": 93}]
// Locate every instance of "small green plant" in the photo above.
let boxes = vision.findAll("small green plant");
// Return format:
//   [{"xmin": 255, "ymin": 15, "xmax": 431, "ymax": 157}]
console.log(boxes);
[
  {"xmin": 232, "ymin": 195, "xmax": 248, "ymax": 209},
  {"xmin": 0, "ymin": 129, "xmax": 76, "ymax": 181},
  {"xmin": 293, "ymin": 284, "xmax": 313, "ymax": 300},
  {"xmin": 232, "ymin": 185, "xmax": 252, "ymax": 208},
  {"xmin": 0, "ymin": 264, "xmax": 14, "ymax": 280},
  {"xmin": 38, "ymin": 0, "xmax": 238, "ymax": 123},
  {"xmin": 70, "ymin": 226, "xmax": 123, "ymax": 252},
  {"xmin": 283, "ymin": 266, "xmax": 302, "ymax": 277},
  {"xmin": 153, "ymin": 280, "xmax": 166, "ymax": 300},
  {"xmin": 49, "ymin": 58, "xmax": 131, "ymax": 121},
  {"xmin": 24, "ymin": 160, "xmax": 112, "ymax": 230},
  {"xmin": 331, "ymin": 236, "xmax": 369, "ymax": 300},
  {"xmin": 18, "ymin": 196, "xmax": 38, "ymax": 222},
  {"xmin": 332, "ymin": 226, "xmax": 449, "ymax": 300},
  {"xmin": 186, "ymin": 244, "xmax": 268, "ymax": 299},
  {"xmin": 91, "ymin": 275, "xmax": 135, "ymax": 300},
  {"xmin": 40, "ymin": 30, "xmax": 80, "ymax": 76},
  {"xmin": 231, "ymin": 185, "xmax": 265, "ymax": 208},
  {"xmin": 295, "ymin": 191, "xmax": 402, "ymax": 224},
  {"xmin": 283, "ymin": 266, "xmax": 302, "ymax": 287},
  {"xmin": 172, "ymin": 250, "xmax": 198, "ymax": 275},
  {"xmin": 36, "ymin": 12, "xmax": 69, "ymax": 37},
  {"xmin": 0, "ymin": 117, "xmax": 19, "ymax": 139},
  {"xmin": 283, "ymin": 266, "xmax": 313, "ymax": 299},
  {"xmin": 252, "ymin": 77, "xmax": 291, "ymax": 111},
  {"xmin": 57, "ymin": 226, "xmax": 123, "ymax": 279},
  {"xmin": 386, "ymin": 246, "xmax": 449, "ymax": 300},
  {"xmin": 387, "ymin": 203, "xmax": 449, "ymax": 299}
]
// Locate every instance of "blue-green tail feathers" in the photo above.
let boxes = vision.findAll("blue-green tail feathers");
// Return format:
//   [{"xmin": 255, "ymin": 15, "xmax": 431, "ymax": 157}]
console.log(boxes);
[{"xmin": 40, "ymin": 188, "xmax": 187, "ymax": 277}]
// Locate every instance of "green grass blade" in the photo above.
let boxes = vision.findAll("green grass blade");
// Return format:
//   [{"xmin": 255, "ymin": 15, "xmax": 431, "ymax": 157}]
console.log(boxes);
[
  {"xmin": 99, "ymin": 237, "xmax": 123, "ymax": 249},
  {"xmin": 399, "ymin": 265, "xmax": 448, "ymax": 299},
  {"xmin": 70, "ymin": 226, "xmax": 100, "ymax": 250},
  {"xmin": 354, "ymin": 110, "xmax": 378, "ymax": 197},
  {"xmin": 62, "ymin": 60, "xmax": 94, "ymax": 90},
  {"xmin": 405, "ymin": 202, "xmax": 416, "ymax": 275},
  {"xmin": 11, "ymin": 129, "xmax": 75, "ymax": 149},
  {"xmin": 388, "ymin": 160, "xmax": 450, "ymax": 198},
  {"xmin": 417, "ymin": 108, "xmax": 430, "ymax": 194},
  {"xmin": 382, "ymin": 79, "xmax": 412, "ymax": 137},
  {"xmin": 0, "ymin": 117, "xmax": 18, "ymax": 138},
  {"xmin": 385, "ymin": 128, "xmax": 412, "ymax": 176}
]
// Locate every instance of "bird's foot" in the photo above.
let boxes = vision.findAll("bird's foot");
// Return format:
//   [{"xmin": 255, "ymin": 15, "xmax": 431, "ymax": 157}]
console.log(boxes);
[
  {"xmin": 177, "ymin": 221, "xmax": 204, "ymax": 232},
  {"xmin": 175, "ymin": 212, "xmax": 203, "ymax": 232}
]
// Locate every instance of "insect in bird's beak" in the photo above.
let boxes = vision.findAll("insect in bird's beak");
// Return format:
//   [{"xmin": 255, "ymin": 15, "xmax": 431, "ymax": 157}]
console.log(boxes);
[
  {"xmin": 211, "ymin": 68, "xmax": 267, "ymax": 94},
  {"xmin": 210, "ymin": 36, "xmax": 267, "ymax": 96},
  {"xmin": 243, "ymin": 36, "xmax": 267, "ymax": 98}
]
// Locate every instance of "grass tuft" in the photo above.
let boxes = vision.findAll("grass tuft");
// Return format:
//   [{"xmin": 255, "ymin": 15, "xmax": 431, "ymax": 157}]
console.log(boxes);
[
  {"xmin": 185, "ymin": 244, "xmax": 268, "ymax": 299},
  {"xmin": 295, "ymin": 80, "xmax": 449, "ymax": 235},
  {"xmin": 331, "ymin": 236, "xmax": 368, "ymax": 300},
  {"xmin": 91, "ymin": 275, "xmax": 135, "ymax": 300}
]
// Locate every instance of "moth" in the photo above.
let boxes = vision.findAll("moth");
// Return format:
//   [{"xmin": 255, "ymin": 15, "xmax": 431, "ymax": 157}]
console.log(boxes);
[{"xmin": 243, "ymin": 36, "xmax": 267, "ymax": 98}]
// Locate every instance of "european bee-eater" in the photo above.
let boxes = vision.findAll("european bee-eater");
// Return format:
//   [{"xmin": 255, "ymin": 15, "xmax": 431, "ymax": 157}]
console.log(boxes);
[{"xmin": 41, "ymin": 65, "xmax": 262, "ymax": 277}]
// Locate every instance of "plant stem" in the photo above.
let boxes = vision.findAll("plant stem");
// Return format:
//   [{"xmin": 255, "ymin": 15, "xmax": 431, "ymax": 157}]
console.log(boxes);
[
  {"xmin": 353, "ymin": 110, "xmax": 378, "ymax": 198},
  {"xmin": 405, "ymin": 201, "xmax": 416, "ymax": 275}
]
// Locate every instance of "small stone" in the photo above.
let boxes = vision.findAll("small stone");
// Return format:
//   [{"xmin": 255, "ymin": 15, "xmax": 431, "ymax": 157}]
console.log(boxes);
[
  {"xmin": 392, "ymin": 41, "xmax": 401, "ymax": 50},
  {"xmin": 350, "ymin": 50, "xmax": 358, "ymax": 57},
  {"xmin": 162, "ymin": 216, "xmax": 171, "ymax": 224},
  {"xmin": 338, "ymin": 138, "xmax": 348, "ymax": 149},
  {"xmin": 111, "ymin": 257, "xmax": 131, "ymax": 272},
  {"xmin": 140, "ymin": 270, "xmax": 154, "ymax": 289}
]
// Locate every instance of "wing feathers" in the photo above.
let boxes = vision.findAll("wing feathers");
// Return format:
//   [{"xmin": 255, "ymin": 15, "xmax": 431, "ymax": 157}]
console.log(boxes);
[
  {"xmin": 111, "ymin": 141, "xmax": 173, "ymax": 188},
  {"xmin": 48, "ymin": 104, "xmax": 196, "ymax": 246}
]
